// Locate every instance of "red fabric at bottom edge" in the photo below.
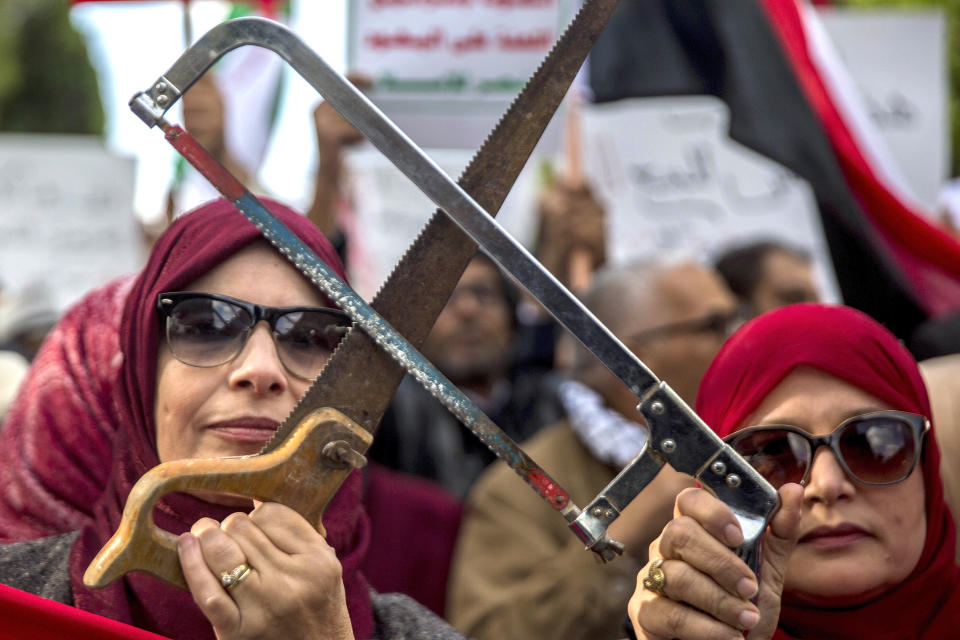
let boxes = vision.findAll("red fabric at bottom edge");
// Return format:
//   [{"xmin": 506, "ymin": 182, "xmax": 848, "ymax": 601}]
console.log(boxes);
[{"xmin": 0, "ymin": 583, "xmax": 169, "ymax": 640}]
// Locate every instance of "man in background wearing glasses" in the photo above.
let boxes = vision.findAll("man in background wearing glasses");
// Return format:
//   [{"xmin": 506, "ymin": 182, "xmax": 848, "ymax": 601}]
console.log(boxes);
[{"xmin": 447, "ymin": 260, "xmax": 739, "ymax": 640}]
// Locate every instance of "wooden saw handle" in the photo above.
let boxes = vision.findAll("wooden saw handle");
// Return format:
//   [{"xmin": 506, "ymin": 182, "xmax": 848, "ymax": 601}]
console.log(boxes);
[{"xmin": 83, "ymin": 407, "xmax": 371, "ymax": 590}]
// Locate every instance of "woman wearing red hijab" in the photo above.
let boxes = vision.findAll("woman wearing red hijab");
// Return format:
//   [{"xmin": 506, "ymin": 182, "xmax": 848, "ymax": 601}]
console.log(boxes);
[
  {"xmin": 0, "ymin": 199, "xmax": 464, "ymax": 639},
  {"xmin": 628, "ymin": 303, "xmax": 960, "ymax": 639}
]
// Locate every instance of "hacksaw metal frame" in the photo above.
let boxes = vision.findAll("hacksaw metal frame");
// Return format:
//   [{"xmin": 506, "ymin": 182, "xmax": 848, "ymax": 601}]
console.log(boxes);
[{"xmin": 127, "ymin": 16, "xmax": 778, "ymax": 574}]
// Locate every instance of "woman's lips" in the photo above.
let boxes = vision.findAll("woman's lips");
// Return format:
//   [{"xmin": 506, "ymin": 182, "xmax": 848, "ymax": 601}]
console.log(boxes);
[
  {"xmin": 205, "ymin": 417, "xmax": 281, "ymax": 445},
  {"xmin": 799, "ymin": 523, "xmax": 870, "ymax": 549}
]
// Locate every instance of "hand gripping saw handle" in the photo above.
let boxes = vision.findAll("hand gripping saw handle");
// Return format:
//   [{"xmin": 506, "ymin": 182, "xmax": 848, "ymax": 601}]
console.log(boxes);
[{"xmin": 105, "ymin": 15, "xmax": 777, "ymax": 587}]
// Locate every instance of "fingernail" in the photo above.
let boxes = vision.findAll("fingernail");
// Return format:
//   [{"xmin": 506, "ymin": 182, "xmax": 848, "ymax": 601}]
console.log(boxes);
[
  {"xmin": 737, "ymin": 577, "xmax": 758, "ymax": 599},
  {"xmin": 178, "ymin": 533, "xmax": 196, "ymax": 551},
  {"xmin": 739, "ymin": 609, "xmax": 760, "ymax": 629},
  {"xmin": 724, "ymin": 524, "xmax": 743, "ymax": 546}
]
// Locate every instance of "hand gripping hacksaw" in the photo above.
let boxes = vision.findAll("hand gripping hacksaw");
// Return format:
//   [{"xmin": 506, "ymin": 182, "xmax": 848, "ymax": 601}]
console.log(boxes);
[{"xmin": 84, "ymin": 6, "xmax": 778, "ymax": 593}]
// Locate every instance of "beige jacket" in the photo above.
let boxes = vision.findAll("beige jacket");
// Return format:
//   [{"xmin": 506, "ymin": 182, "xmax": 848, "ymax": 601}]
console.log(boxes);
[
  {"xmin": 920, "ymin": 354, "xmax": 960, "ymax": 562},
  {"xmin": 446, "ymin": 422, "xmax": 641, "ymax": 640}
]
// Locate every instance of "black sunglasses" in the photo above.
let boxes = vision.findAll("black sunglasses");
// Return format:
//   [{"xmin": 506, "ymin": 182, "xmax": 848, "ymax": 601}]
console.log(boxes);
[
  {"xmin": 157, "ymin": 292, "xmax": 352, "ymax": 380},
  {"xmin": 627, "ymin": 309, "xmax": 742, "ymax": 344},
  {"xmin": 724, "ymin": 410, "xmax": 929, "ymax": 489}
]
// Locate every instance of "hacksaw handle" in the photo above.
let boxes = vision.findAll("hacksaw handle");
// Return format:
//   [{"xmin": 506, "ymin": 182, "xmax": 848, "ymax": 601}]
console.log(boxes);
[{"xmin": 83, "ymin": 408, "xmax": 371, "ymax": 590}]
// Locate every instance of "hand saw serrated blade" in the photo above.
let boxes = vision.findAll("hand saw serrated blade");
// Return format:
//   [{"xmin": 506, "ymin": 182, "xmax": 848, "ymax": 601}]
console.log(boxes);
[{"xmin": 265, "ymin": 0, "xmax": 619, "ymax": 453}]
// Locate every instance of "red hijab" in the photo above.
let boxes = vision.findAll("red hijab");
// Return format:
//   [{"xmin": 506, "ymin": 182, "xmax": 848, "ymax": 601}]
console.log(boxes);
[
  {"xmin": 696, "ymin": 303, "xmax": 960, "ymax": 639},
  {"xmin": 68, "ymin": 199, "xmax": 374, "ymax": 639}
]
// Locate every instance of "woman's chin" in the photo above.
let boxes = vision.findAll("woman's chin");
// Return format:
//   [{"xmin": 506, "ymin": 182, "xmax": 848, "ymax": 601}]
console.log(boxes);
[{"xmin": 784, "ymin": 574, "xmax": 892, "ymax": 607}]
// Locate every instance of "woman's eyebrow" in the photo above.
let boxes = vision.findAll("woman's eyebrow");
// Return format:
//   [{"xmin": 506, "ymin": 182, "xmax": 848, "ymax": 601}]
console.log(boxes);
[
  {"xmin": 756, "ymin": 405, "xmax": 890, "ymax": 427},
  {"xmin": 838, "ymin": 405, "xmax": 892, "ymax": 420}
]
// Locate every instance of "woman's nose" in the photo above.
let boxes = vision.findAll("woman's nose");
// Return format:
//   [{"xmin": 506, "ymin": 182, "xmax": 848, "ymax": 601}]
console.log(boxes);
[
  {"xmin": 227, "ymin": 324, "xmax": 287, "ymax": 394},
  {"xmin": 803, "ymin": 447, "xmax": 855, "ymax": 504}
]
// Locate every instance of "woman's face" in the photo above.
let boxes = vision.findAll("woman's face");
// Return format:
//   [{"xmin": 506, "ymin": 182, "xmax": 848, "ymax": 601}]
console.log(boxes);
[
  {"xmin": 742, "ymin": 367, "xmax": 926, "ymax": 604},
  {"xmin": 154, "ymin": 242, "xmax": 327, "ymax": 463}
]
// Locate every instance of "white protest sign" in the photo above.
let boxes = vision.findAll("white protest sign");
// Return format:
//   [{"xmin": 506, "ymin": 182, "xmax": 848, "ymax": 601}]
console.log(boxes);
[
  {"xmin": 581, "ymin": 96, "xmax": 840, "ymax": 302},
  {"xmin": 0, "ymin": 135, "xmax": 141, "ymax": 312},
  {"xmin": 816, "ymin": 8, "xmax": 948, "ymax": 212},
  {"xmin": 342, "ymin": 145, "xmax": 544, "ymax": 300},
  {"xmin": 347, "ymin": 0, "xmax": 574, "ymax": 150}
]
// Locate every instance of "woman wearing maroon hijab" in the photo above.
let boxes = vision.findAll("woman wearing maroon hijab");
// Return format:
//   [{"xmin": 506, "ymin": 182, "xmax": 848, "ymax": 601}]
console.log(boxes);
[
  {"xmin": 628, "ymin": 304, "xmax": 960, "ymax": 639},
  {"xmin": 0, "ymin": 199, "xmax": 465, "ymax": 639}
]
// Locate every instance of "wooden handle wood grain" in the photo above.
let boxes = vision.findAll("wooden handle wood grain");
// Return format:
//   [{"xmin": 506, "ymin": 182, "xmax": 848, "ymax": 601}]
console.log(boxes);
[{"xmin": 83, "ymin": 408, "xmax": 372, "ymax": 590}]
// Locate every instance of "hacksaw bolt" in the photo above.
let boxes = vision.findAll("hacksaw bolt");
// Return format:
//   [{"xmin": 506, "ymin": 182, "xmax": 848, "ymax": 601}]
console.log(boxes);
[
  {"xmin": 157, "ymin": 94, "xmax": 169, "ymax": 107},
  {"xmin": 591, "ymin": 506, "xmax": 604, "ymax": 517},
  {"xmin": 649, "ymin": 401, "xmax": 665, "ymax": 415},
  {"xmin": 321, "ymin": 440, "xmax": 367, "ymax": 470},
  {"xmin": 726, "ymin": 474, "xmax": 742, "ymax": 488},
  {"xmin": 661, "ymin": 439, "xmax": 677, "ymax": 454},
  {"xmin": 711, "ymin": 461, "xmax": 727, "ymax": 475}
]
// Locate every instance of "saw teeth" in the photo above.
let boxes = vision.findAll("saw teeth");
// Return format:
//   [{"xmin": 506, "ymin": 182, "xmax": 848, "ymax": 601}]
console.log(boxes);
[
  {"xmin": 255, "ymin": 0, "xmax": 617, "ymax": 455},
  {"xmin": 260, "ymin": 323, "xmax": 359, "ymax": 455},
  {"xmin": 369, "ymin": 0, "xmax": 614, "ymax": 305},
  {"xmin": 470, "ymin": 0, "xmax": 605, "ymax": 168}
]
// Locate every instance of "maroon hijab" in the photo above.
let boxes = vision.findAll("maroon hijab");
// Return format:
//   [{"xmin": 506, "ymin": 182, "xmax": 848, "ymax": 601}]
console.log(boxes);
[
  {"xmin": 68, "ymin": 199, "xmax": 374, "ymax": 639},
  {"xmin": 0, "ymin": 275, "xmax": 132, "ymax": 542},
  {"xmin": 696, "ymin": 303, "xmax": 960, "ymax": 639}
]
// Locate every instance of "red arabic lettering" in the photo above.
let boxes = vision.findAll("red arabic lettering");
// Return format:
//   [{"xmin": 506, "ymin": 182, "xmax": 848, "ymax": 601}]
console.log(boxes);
[
  {"xmin": 365, "ymin": 28, "xmax": 445, "ymax": 50},
  {"xmin": 484, "ymin": 0, "xmax": 553, "ymax": 6},
  {"xmin": 497, "ymin": 29, "xmax": 552, "ymax": 50},
  {"xmin": 452, "ymin": 31, "xmax": 488, "ymax": 53},
  {"xmin": 370, "ymin": 0, "xmax": 472, "ymax": 7}
]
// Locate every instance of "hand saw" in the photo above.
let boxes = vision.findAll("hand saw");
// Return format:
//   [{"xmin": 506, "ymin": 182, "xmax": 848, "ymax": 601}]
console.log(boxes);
[
  {"xmin": 85, "ymin": 5, "xmax": 618, "ymax": 589},
  {"xmin": 85, "ymin": 7, "xmax": 778, "ymax": 593}
]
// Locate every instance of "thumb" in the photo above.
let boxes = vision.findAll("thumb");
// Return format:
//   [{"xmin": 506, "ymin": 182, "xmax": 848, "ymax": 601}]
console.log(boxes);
[{"xmin": 751, "ymin": 483, "xmax": 803, "ymax": 640}]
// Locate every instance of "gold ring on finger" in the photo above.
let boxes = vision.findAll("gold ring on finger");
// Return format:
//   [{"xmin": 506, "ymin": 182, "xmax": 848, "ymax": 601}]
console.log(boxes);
[
  {"xmin": 642, "ymin": 558, "xmax": 667, "ymax": 597},
  {"xmin": 220, "ymin": 562, "xmax": 252, "ymax": 591}
]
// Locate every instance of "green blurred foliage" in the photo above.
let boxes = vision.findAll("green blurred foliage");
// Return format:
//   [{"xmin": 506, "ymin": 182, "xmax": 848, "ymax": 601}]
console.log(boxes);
[
  {"xmin": 0, "ymin": 0, "xmax": 104, "ymax": 135},
  {"xmin": 840, "ymin": 0, "xmax": 960, "ymax": 173}
]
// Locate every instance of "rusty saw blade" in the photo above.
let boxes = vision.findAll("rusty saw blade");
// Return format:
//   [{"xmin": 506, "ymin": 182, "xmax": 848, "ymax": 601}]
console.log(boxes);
[{"xmin": 264, "ymin": 0, "xmax": 618, "ymax": 451}]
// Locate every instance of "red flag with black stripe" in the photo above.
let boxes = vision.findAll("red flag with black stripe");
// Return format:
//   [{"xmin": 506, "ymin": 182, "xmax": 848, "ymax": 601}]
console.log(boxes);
[{"xmin": 588, "ymin": 0, "xmax": 960, "ymax": 345}]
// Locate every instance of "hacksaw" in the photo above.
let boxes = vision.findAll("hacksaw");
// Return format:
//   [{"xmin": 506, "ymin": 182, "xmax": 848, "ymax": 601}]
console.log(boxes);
[{"xmin": 84, "ymin": 6, "xmax": 778, "ymax": 594}]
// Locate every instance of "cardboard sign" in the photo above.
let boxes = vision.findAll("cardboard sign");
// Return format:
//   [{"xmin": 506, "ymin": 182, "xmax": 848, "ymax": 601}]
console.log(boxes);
[
  {"xmin": 342, "ymin": 145, "xmax": 543, "ymax": 299},
  {"xmin": 343, "ymin": 96, "xmax": 841, "ymax": 303},
  {"xmin": 581, "ymin": 96, "xmax": 840, "ymax": 301},
  {"xmin": 0, "ymin": 135, "xmax": 140, "ymax": 313},
  {"xmin": 816, "ymin": 8, "xmax": 948, "ymax": 211},
  {"xmin": 347, "ymin": 0, "xmax": 574, "ymax": 150}
]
